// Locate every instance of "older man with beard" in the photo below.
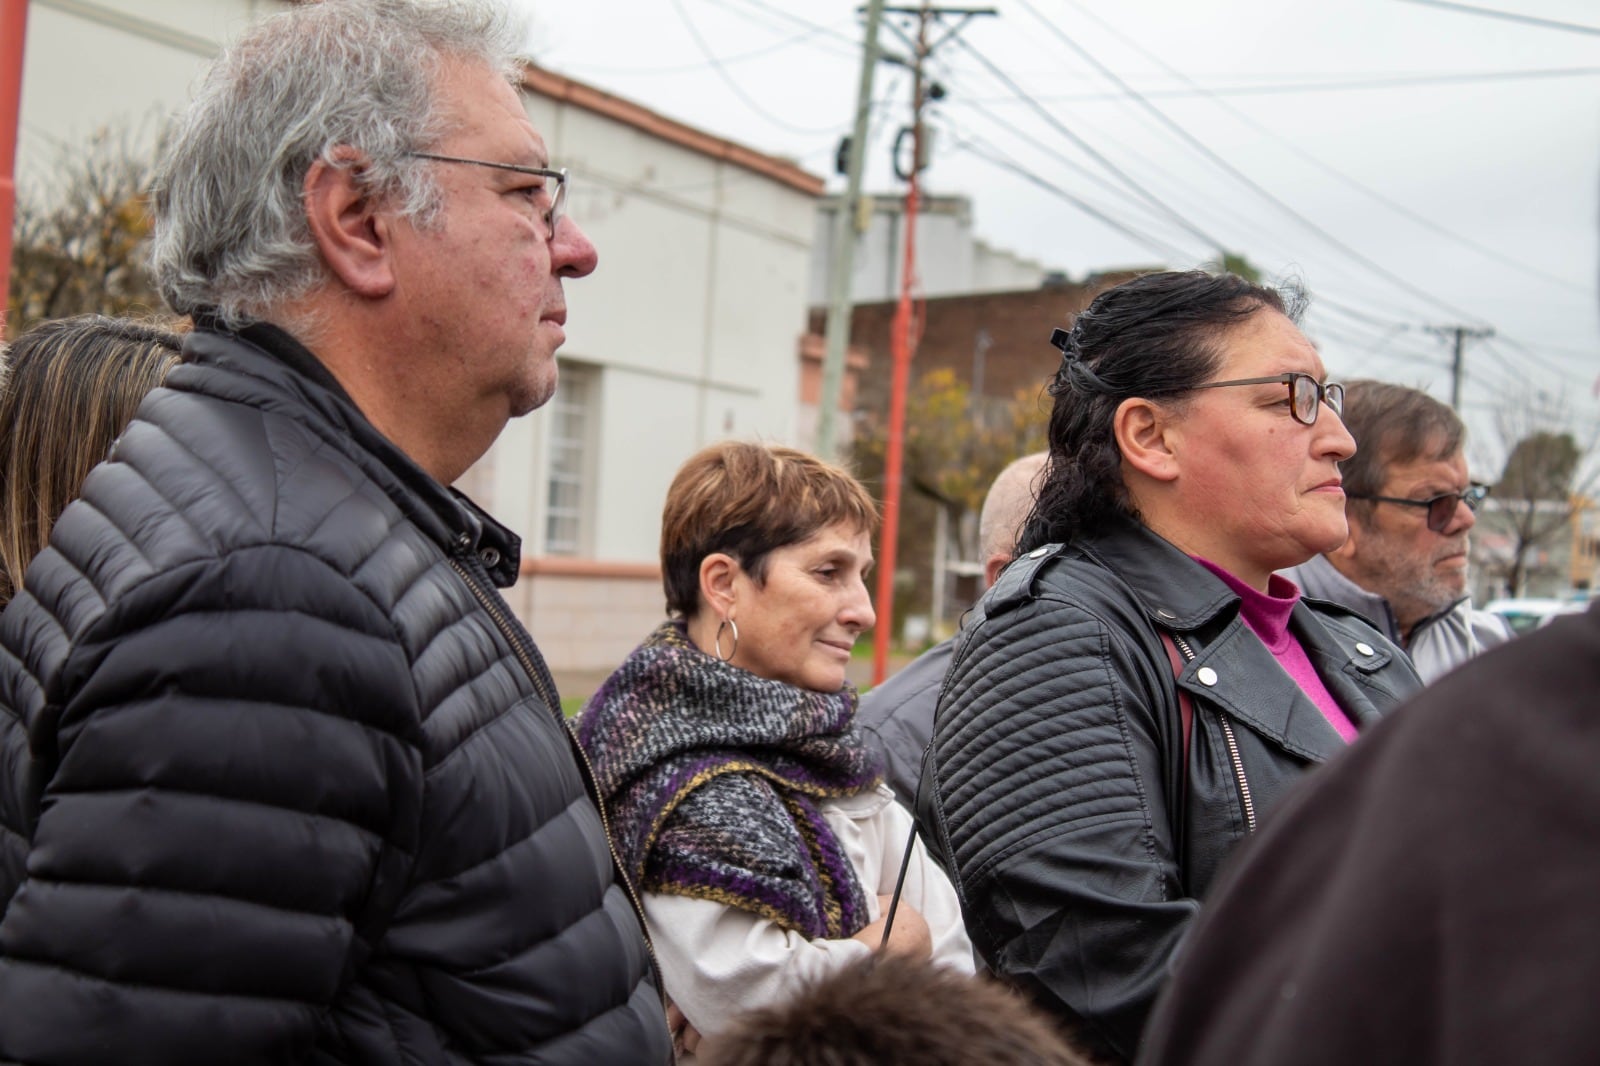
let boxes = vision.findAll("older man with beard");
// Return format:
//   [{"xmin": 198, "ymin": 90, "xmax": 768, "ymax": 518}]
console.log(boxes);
[{"xmin": 1281, "ymin": 379, "xmax": 1509, "ymax": 683}]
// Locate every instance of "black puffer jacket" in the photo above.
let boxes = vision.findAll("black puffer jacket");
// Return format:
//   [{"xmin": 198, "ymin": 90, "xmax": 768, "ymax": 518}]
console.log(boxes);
[
  {"xmin": 0, "ymin": 324, "xmax": 670, "ymax": 1064},
  {"xmin": 920, "ymin": 518, "xmax": 1421, "ymax": 1063}
]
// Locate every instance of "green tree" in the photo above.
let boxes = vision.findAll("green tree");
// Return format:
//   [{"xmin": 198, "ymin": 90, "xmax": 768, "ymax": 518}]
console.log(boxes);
[
  {"xmin": 851, "ymin": 368, "xmax": 1048, "ymax": 641},
  {"xmin": 1204, "ymin": 252, "xmax": 1262, "ymax": 282},
  {"xmin": 1498, "ymin": 431, "xmax": 1580, "ymax": 501}
]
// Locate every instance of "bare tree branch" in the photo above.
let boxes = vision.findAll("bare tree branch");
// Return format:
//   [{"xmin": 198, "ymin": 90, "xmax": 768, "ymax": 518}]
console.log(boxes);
[{"xmin": 6, "ymin": 123, "xmax": 172, "ymax": 337}]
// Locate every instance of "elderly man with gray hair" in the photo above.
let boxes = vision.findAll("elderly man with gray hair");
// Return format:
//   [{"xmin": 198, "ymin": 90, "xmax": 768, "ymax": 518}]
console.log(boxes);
[
  {"xmin": 1280, "ymin": 379, "xmax": 1508, "ymax": 682},
  {"xmin": 0, "ymin": 1, "xmax": 669, "ymax": 1062}
]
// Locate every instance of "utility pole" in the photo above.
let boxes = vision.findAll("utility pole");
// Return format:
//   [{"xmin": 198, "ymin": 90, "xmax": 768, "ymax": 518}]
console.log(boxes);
[
  {"xmin": 872, "ymin": 2, "xmax": 994, "ymax": 685},
  {"xmin": 816, "ymin": 0, "xmax": 885, "ymax": 461},
  {"xmin": 1425, "ymin": 324, "xmax": 1495, "ymax": 410},
  {"xmin": 1, "ymin": 0, "xmax": 30, "ymax": 331}
]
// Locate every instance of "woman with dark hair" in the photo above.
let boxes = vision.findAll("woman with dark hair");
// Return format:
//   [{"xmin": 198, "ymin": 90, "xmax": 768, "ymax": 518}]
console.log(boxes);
[
  {"xmin": 921, "ymin": 271, "xmax": 1422, "ymax": 1063},
  {"xmin": 576, "ymin": 440, "xmax": 972, "ymax": 1059},
  {"xmin": 0, "ymin": 315, "xmax": 182, "ymax": 611}
]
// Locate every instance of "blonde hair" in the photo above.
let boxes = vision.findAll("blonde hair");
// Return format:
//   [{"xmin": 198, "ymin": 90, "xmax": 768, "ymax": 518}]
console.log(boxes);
[
  {"xmin": 660, "ymin": 441, "xmax": 879, "ymax": 618},
  {"xmin": 0, "ymin": 316, "xmax": 182, "ymax": 610}
]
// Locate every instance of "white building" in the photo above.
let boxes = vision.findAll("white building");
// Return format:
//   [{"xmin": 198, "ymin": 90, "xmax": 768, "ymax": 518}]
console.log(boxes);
[
  {"xmin": 808, "ymin": 192, "xmax": 1052, "ymax": 306},
  {"xmin": 472, "ymin": 68, "xmax": 822, "ymax": 674},
  {"xmin": 16, "ymin": 0, "xmax": 826, "ymax": 675}
]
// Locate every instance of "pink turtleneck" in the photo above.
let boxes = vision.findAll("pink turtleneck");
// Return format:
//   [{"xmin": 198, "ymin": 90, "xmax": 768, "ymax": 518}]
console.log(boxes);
[{"xmin": 1193, "ymin": 558, "xmax": 1359, "ymax": 744}]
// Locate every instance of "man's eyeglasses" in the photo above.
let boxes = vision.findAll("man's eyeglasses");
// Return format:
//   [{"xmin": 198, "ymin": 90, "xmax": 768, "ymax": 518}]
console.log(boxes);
[
  {"xmin": 1345, "ymin": 483, "xmax": 1490, "ymax": 534},
  {"xmin": 1188, "ymin": 372, "xmax": 1344, "ymax": 427},
  {"xmin": 407, "ymin": 151, "xmax": 568, "ymax": 239}
]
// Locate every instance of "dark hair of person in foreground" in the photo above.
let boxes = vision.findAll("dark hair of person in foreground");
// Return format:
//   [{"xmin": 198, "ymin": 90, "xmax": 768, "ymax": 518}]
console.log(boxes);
[{"xmin": 700, "ymin": 953, "xmax": 1093, "ymax": 1066}]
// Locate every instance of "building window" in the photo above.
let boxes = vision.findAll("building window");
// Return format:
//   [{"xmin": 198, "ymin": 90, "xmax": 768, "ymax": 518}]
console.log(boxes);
[{"xmin": 544, "ymin": 363, "xmax": 594, "ymax": 555}]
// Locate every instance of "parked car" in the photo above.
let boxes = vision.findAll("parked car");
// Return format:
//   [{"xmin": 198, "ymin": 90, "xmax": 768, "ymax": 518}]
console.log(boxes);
[{"xmin": 1484, "ymin": 597, "xmax": 1589, "ymax": 636}]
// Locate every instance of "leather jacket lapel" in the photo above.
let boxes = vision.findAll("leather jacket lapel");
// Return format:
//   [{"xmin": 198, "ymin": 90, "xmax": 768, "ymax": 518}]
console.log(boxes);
[{"xmin": 1175, "ymin": 619, "xmax": 1351, "ymax": 764}]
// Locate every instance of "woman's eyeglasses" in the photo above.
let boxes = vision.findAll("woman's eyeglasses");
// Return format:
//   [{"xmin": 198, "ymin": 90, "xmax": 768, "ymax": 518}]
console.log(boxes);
[
  {"xmin": 1188, "ymin": 372, "xmax": 1344, "ymax": 426},
  {"xmin": 1345, "ymin": 483, "xmax": 1490, "ymax": 534}
]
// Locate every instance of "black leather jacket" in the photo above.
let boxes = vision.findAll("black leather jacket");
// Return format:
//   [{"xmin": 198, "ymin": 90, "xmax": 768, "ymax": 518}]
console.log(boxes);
[{"xmin": 920, "ymin": 518, "xmax": 1422, "ymax": 1063}]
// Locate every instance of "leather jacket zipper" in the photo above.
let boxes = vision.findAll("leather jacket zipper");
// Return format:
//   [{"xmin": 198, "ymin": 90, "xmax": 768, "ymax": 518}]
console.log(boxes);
[
  {"xmin": 1171, "ymin": 633, "xmax": 1257, "ymax": 834},
  {"xmin": 447, "ymin": 553, "xmax": 669, "ymax": 1016}
]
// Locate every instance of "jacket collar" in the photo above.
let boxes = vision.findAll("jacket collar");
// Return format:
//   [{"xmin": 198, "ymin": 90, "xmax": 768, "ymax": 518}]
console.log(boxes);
[
  {"xmin": 177, "ymin": 318, "xmax": 522, "ymax": 587},
  {"xmin": 1080, "ymin": 519, "xmax": 1395, "ymax": 762},
  {"xmin": 1077, "ymin": 517, "xmax": 1240, "ymax": 630}
]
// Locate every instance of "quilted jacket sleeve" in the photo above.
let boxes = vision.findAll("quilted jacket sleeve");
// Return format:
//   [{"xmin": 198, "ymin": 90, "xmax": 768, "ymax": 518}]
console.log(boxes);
[
  {"xmin": 927, "ymin": 593, "xmax": 1193, "ymax": 1062},
  {"xmin": 0, "ymin": 543, "xmax": 423, "ymax": 1066}
]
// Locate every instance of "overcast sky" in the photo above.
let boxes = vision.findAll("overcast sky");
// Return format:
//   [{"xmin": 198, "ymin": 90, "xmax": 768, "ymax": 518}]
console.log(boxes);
[{"xmin": 513, "ymin": 0, "xmax": 1599, "ymax": 468}]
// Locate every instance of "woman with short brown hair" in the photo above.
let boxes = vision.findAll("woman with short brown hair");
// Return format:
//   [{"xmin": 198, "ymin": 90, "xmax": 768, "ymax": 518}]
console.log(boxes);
[{"xmin": 577, "ymin": 440, "xmax": 972, "ymax": 1058}]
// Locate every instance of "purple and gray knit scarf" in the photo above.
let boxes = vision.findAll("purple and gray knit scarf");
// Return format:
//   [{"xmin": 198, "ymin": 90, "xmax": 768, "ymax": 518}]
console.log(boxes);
[{"xmin": 574, "ymin": 620, "xmax": 884, "ymax": 939}]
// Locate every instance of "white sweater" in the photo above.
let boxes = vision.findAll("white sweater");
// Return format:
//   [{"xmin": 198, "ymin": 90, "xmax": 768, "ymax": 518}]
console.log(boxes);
[{"xmin": 644, "ymin": 783, "xmax": 975, "ymax": 1041}]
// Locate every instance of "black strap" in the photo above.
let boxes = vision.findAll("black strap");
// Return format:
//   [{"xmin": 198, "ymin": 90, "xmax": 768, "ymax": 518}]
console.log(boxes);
[{"xmin": 1158, "ymin": 630, "xmax": 1195, "ymax": 793}]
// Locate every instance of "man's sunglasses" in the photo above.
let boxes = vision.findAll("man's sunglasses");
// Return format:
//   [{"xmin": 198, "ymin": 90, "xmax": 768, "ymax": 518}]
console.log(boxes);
[{"xmin": 1345, "ymin": 483, "xmax": 1490, "ymax": 533}]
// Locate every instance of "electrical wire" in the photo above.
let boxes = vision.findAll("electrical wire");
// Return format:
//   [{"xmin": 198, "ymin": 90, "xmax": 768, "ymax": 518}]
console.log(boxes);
[
  {"xmin": 959, "ymin": 65, "xmax": 1600, "ymax": 103},
  {"xmin": 1050, "ymin": 0, "xmax": 1594, "ymax": 296},
  {"xmin": 945, "ymin": 131, "xmax": 1202, "ymax": 262},
  {"xmin": 1396, "ymin": 0, "xmax": 1600, "ymax": 37},
  {"xmin": 943, "ymin": 34, "xmax": 1475, "ymax": 330},
  {"xmin": 667, "ymin": 0, "xmax": 847, "ymax": 135},
  {"xmin": 1482, "ymin": 335, "xmax": 1597, "ymax": 389},
  {"xmin": 935, "ymin": 37, "xmax": 1247, "ymax": 249},
  {"xmin": 704, "ymin": 0, "xmax": 869, "ymax": 52},
  {"xmin": 557, "ymin": 23, "xmax": 838, "ymax": 76},
  {"xmin": 944, "ymin": 69, "xmax": 1502, "ymax": 387},
  {"xmin": 939, "ymin": 51, "xmax": 1462, "ymax": 357},
  {"xmin": 637, "ymin": 0, "xmax": 1592, "ymax": 405},
  {"xmin": 942, "ymin": 94, "xmax": 1199, "ymax": 232},
  {"xmin": 1013, "ymin": 0, "xmax": 1492, "ymax": 327},
  {"xmin": 938, "ymin": 56, "xmax": 1275, "ymax": 247},
  {"xmin": 947, "ymin": 37, "xmax": 1228, "ymax": 254}
]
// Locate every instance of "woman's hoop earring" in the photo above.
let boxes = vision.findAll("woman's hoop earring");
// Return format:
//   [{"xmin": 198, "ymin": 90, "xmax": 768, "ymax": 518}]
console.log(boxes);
[{"xmin": 714, "ymin": 619, "xmax": 739, "ymax": 662}]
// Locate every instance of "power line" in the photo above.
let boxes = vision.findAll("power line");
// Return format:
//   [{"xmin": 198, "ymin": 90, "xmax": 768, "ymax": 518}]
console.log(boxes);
[
  {"xmin": 666, "ymin": 0, "xmax": 845, "ymax": 134},
  {"xmin": 554, "ymin": 23, "xmax": 837, "ymax": 76},
  {"xmin": 947, "ymin": 36, "xmax": 1228, "ymax": 254},
  {"xmin": 941, "ymin": 57, "xmax": 1333, "ymax": 261},
  {"xmin": 1396, "ymin": 0, "xmax": 1600, "ymax": 37},
  {"xmin": 960, "ymin": 65, "xmax": 1600, "ymax": 103},
  {"xmin": 941, "ymin": 94, "xmax": 1203, "ymax": 235},
  {"xmin": 1050, "ymin": 0, "xmax": 1593, "ymax": 297},
  {"xmin": 1483, "ymin": 334, "xmax": 1597, "ymax": 387},
  {"xmin": 1305, "ymin": 309, "xmax": 1446, "ymax": 363},
  {"xmin": 1014, "ymin": 0, "xmax": 1492, "ymax": 327},
  {"xmin": 1312, "ymin": 294, "xmax": 1422, "ymax": 333},
  {"xmin": 944, "ymin": 53, "xmax": 1477, "ymax": 356},
  {"xmin": 705, "ymin": 0, "xmax": 867, "ymax": 52},
  {"xmin": 943, "ymin": 38, "xmax": 1238, "ymax": 251},
  {"xmin": 946, "ymin": 132, "xmax": 1200, "ymax": 262}
]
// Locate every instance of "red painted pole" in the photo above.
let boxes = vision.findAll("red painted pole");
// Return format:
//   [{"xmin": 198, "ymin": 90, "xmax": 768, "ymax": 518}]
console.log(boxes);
[
  {"xmin": 872, "ymin": 5, "xmax": 929, "ymax": 686},
  {"xmin": 0, "ymin": 0, "xmax": 29, "ymax": 336},
  {"xmin": 872, "ymin": 174, "xmax": 920, "ymax": 685}
]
